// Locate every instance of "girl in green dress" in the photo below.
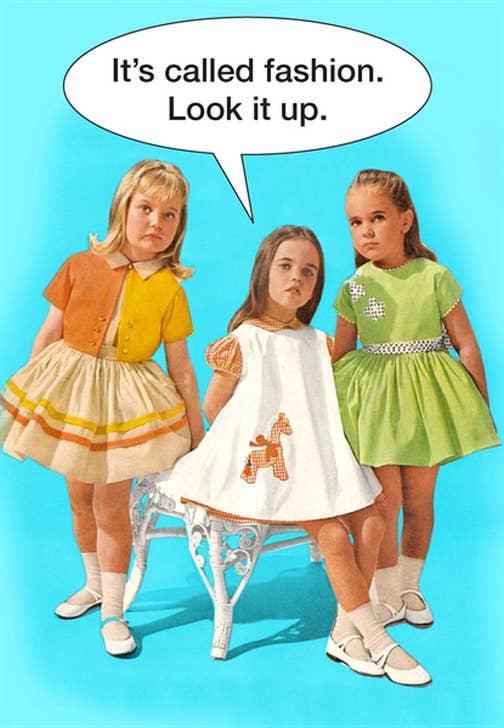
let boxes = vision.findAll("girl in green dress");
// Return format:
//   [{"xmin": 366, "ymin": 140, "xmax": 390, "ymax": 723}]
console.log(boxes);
[{"xmin": 332, "ymin": 169, "xmax": 499, "ymax": 630}]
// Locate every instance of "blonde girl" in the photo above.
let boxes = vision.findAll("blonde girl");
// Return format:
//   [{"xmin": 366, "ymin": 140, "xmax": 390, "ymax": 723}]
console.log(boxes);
[
  {"xmin": 151, "ymin": 225, "xmax": 431, "ymax": 685},
  {"xmin": 333, "ymin": 169, "xmax": 499, "ymax": 628},
  {"xmin": 1, "ymin": 160, "xmax": 204, "ymax": 656}
]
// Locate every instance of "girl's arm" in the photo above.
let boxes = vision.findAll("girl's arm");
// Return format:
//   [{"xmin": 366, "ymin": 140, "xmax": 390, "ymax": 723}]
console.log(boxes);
[
  {"xmin": 203, "ymin": 371, "xmax": 238, "ymax": 425},
  {"xmin": 30, "ymin": 305, "xmax": 64, "ymax": 359},
  {"xmin": 332, "ymin": 316, "xmax": 358, "ymax": 363},
  {"xmin": 443, "ymin": 301, "xmax": 489, "ymax": 403},
  {"xmin": 165, "ymin": 340, "xmax": 205, "ymax": 449}
]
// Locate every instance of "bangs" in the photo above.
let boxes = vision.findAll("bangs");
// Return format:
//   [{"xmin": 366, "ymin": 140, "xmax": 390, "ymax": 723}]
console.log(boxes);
[{"xmin": 136, "ymin": 170, "xmax": 188, "ymax": 204}]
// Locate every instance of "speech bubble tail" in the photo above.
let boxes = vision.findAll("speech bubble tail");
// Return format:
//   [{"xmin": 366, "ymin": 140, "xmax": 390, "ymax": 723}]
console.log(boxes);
[{"xmin": 213, "ymin": 152, "xmax": 254, "ymax": 222}]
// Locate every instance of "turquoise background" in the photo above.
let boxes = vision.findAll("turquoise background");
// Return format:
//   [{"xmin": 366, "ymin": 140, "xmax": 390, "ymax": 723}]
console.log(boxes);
[{"xmin": 1, "ymin": 1, "xmax": 502, "ymax": 726}]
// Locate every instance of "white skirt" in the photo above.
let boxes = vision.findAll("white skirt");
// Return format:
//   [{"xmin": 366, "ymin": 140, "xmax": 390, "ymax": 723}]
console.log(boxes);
[{"xmin": 152, "ymin": 324, "xmax": 382, "ymax": 523}]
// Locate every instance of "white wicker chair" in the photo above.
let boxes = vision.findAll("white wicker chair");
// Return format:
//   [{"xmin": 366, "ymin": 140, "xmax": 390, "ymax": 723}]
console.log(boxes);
[{"xmin": 124, "ymin": 475, "xmax": 322, "ymax": 659}]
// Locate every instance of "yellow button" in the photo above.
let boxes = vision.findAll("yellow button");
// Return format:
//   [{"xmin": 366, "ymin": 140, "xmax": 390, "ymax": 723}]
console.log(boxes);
[
  {"xmin": 127, "ymin": 322, "xmax": 133, "ymax": 328},
  {"xmin": 127, "ymin": 264, "xmax": 133, "ymax": 270},
  {"xmin": 122, "ymin": 348, "xmax": 128, "ymax": 354},
  {"xmin": 124, "ymin": 336, "xmax": 130, "ymax": 342},
  {"xmin": 98, "ymin": 315, "xmax": 106, "ymax": 321}
]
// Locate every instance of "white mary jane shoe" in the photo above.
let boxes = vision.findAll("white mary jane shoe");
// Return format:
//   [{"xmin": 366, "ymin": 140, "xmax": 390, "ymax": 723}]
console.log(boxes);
[
  {"xmin": 326, "ymin": 633, "xmax": 385, "ymax": 677},
  {"xmin": 401, "ymin": 589, "xmax": 434, "ymax": 627},
  {"xmin": 101, "ymin": 616, "xmax": 136, "ymax": 656},
  {"xmin": 373, "ymin": 600, "xmax": 406, "ymax": 626},
  {"xmin": 371, "ymin": 643, "xmax": 432, "ymax": 687},
  {"xmin": 54, "ymin": 586, "xmax": 102, "ymax": 619}
]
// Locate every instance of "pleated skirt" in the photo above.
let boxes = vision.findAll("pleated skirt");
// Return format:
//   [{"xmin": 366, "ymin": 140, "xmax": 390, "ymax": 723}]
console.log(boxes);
[
  {"xmin": 1, "ymin": 341, "xmax": 191, "ymax": 483},
  {"xmin": 333, "ymin": 349, "xmax": 500, "ymax": 467}
]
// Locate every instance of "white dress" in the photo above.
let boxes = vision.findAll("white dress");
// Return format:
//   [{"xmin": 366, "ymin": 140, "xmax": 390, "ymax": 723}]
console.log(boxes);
[{"xmin": 153, "ymin": 323, "xmax": 382, "ymax": 523}]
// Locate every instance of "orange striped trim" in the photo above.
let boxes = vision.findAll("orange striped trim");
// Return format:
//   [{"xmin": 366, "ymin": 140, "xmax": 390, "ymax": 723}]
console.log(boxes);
[
  {"xmin": 6, "ymin": 379, "xmax": 185, "ymax": 434},
  {"xmin": 1, "ymin": 395, "xmax": 188, "ymax": 451}
]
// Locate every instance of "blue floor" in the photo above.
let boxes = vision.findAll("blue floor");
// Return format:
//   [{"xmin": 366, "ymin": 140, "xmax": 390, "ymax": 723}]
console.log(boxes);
[{"xmin": 1, "ymin": 450, "xmax": 502, "ymax": 727}]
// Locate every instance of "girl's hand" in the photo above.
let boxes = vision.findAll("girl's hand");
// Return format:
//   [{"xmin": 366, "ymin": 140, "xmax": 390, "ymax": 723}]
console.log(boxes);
[
  {"xmin": 443, "ymin": 301, "xmax": 489, "ymax": 404},
  {"xmin": 332, "ymin": 315, "xmax": 357, "ymax": 363},
  {"xmin": 30, "ymin": 305, "xmax": 64, "ymax": 359}
]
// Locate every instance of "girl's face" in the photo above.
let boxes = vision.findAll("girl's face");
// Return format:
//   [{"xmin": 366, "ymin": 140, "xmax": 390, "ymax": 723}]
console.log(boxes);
[
  {"xmin": 122, "ymin": 191, "xmax": 183, "ymax": 261},
  {"xmin": 345, "ymin": 185, "xmax": 413, "ymax": 268},
  {"xmin": 266, "ymin": 238, "xmax": 320, "ymax": 320}
]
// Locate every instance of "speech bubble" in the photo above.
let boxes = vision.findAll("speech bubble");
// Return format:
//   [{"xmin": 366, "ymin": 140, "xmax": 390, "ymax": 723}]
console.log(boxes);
[{"xmin": 64, "ymin": 17, "xmax": 431, "ymax": 220}]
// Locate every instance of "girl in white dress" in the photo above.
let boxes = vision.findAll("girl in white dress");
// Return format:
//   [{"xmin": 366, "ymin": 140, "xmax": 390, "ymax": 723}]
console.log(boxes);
[{"xmin": 154, "ymin": 225, "xmax": 431, "ymax": 685}]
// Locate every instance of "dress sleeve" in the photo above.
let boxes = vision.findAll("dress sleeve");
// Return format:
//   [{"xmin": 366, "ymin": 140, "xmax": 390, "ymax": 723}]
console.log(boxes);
[
  {"xmin": 43, "ymin": 257, "xmax": 73, "ymax": 310},
  {"xmin": 205, "ymin": 334, "xmax": 243, "ymax": 379},
  {"xmin": 161, "ymin": 286, "xmax": 194, "ymax": 342},
  {"xmin": 436, "ymin": 266, "xmax": 463, "ymax": 317},
  {"xmin": 333, "ymin": 279, "xmax": 357, "ymax": 324}
]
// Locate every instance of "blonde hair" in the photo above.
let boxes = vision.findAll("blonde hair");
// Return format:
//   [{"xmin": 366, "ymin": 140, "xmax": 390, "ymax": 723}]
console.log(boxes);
[
  {"xmin": 90, "ymin": 160, "xmax": 192, "ymax": 279},
  {"xmin": 228, "ymin": 225, "xmax": 324, "ymax": 332},
  {"xmin": 348, "ymin": 169, "xmax": 437, "ymax": 268}
]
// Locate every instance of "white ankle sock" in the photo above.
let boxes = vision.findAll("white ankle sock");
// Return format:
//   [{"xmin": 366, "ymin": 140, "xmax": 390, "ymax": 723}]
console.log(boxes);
[
  {"xmin": 82, "ymin": 552, "xmax": 102, "ymax": 594},
  {"xmin": 399, "ymin": 555, "xmax": 426, "ymax": 609},
  {"xmin": 346, "ymin": 603, "xmax": 416, "ymax": 670},
  {"xmin": 331, "ymin": 605, "xmax": 370, "ymax": 660},
  {"xmin": 373, "ymin": 565, "xmax": 402, "ymax": 620},
  {"xmin": 101, "ymin": 572, "xmax": 127, "ymax": 619}
]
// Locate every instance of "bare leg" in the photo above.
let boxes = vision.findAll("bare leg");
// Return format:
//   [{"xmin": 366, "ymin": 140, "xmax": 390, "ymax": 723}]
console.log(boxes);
[
  {"xmin": 302, "ymin": 518, "xmax": 369, "ymax": 611},
  {"xmin": 401, "ymin": 465, "xmax": 439, "ymax": 559},
  {"xmin": 60, "ymin": 478, "xmax": 101, "ymax": 608},
  {"xmin": 340, "ymin": 504, "xmax": 385, "ymax": 587},
  {"xmin": 400, "ymin": 465, "xmax": 439, "ymax": 612},
  {"xmin": 93, "ymin": 480, "xmax": 133, "ymax": 644},
  {"xmin": 329, "ymin": 507, "xmax": 384, "ymax": 662}
]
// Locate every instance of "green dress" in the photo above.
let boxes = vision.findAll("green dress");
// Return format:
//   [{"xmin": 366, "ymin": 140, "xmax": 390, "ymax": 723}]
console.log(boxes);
[{"xmin": 333, "ymin": 258, "xmax": 500, "ymax": 466}]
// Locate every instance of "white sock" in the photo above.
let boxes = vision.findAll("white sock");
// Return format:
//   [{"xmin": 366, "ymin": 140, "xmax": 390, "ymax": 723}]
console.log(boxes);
[
  {"xmin": 347, "ymin": 602, "xmax": 416, "ymax": 670},
  {"xmin": 373, "ymin": 565, "xmax": 402, "ymax": 621},
  {"xmin": 399, "ymin": 555, "xmax": 426, "ymax": 610},
  {"xmin": 101, "ymin": 572, "xmax": 130, "ymax": 640},
  {"xmin": 331, "ymin": 605, "xmax": 370, "ymax": 660},
  {"xmin": 64, "ymin": 552, "xmax": 101, "ymax": 605},
  {"xmin": 82, "ymin": 552, "xmax": 102, "ymax": 594},
  {"xmin": 101, "ymin": 571, "xmax": 127, "ymax": 619}
]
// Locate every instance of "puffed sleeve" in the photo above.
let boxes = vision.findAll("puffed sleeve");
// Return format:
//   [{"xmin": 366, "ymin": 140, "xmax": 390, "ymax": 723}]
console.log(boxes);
[
  {"xmin": 205, "ymin": 334, "xmax": 243, "ymax": 379},
  {"xmin": 161, "ymin": 286, "xmax": 194, "ymax": 342},
  {"xmin": 43, "ymin": 257, "xmax": 73, "ymax": 310},
  {"xmin": 436, "ymin": 266, "xmax": 463, "ymax": 317},
  {"xmin": 333, "ymin": 278, "xmax": 357, "ymax": 324}
]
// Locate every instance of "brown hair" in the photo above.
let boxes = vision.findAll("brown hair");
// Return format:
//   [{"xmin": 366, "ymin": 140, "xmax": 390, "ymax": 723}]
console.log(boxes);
[
  {"xmin": 90, "ymin": 160, "xmax": 193, "ymax": 279},
  {"xmin": 348, "ymin": 169, "xmax": 437, "ymax": 268},
  {"xmin": 228, "ymin": 225, "xmax": 325, "ymax": 332}
]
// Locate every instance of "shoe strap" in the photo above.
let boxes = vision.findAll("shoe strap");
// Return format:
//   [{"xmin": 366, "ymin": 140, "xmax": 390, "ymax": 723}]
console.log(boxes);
[
  {"xmin": 400, "ymin": 589, "xmax": 426, "ymax": 606},
  {"xmin": 83, "ymin": 586, "xmax": 102, "ymax": 601},
  {"xmin": 371, "ymin": 642, "xmax": 398, "ymax": 668},
  {"xmin": 101, "ymin": 616, "xmax": 128, "ymax": 628},
  {"xmin": 376, "ymin": 600, "xmax": 401, "ymax": 619},
  {"xmin": 337, "ymin": 633, "xmax": 364, "ymax": 650}
]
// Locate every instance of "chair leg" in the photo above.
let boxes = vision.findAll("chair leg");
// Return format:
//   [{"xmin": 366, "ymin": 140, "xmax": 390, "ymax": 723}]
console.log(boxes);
[
  {"xmin": 211, "ymin": 603, "xmax": 233, "ymax": 660},
  {"xmin": 308, "ymin": 538, "xmax": 322, "ymax": 563},
  {"xmin": 208, "ymin": 520, "xmax": 233, "ymax": 659},
  {"xmin": 124, "ymin": 479, "xmax": 158, "ymax": 611}
]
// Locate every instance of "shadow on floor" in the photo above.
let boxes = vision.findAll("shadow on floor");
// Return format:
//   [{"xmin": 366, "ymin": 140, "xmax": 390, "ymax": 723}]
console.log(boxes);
[{"xmin": 128, "ymin": 563, "xmax": 335, "ymax": 660}]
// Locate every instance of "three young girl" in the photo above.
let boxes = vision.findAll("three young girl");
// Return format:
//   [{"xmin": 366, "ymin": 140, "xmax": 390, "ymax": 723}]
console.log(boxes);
[
  {"xmin": 1, "ymin": 161, "xmax": 498, "ymax": 683},
  {"xmin": 0, "ymin": 160, "xmax": 204, "ymax": 656},
  {"xmin": 332, "ymin": 169, "xmax": 499, "ymax": 628}
]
